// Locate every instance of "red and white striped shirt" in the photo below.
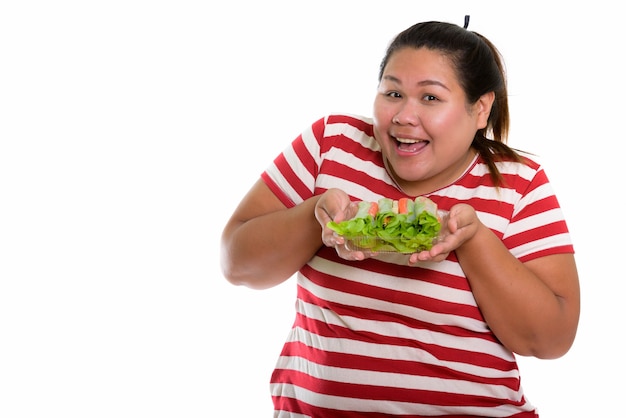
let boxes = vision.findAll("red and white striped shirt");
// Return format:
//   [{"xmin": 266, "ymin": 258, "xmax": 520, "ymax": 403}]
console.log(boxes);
[{"xmin": 261, "ymin": 113, "xmax": 573, "ymax": 417}]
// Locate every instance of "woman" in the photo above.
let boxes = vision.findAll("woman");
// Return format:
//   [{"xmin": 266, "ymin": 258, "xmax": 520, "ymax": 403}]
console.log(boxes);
[{"xmin": 221, "ymin": 20, "xmax": 580, "ymax": 417}]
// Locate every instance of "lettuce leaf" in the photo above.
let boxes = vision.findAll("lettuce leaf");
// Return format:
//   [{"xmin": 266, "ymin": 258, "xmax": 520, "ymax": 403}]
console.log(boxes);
[{"xmin": 327, "ymin": 201, "xmax": 442, "ymax": 253}]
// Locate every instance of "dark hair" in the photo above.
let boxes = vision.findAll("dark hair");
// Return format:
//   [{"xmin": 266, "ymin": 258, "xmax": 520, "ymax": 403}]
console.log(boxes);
[{"xmin": 379, "ymin": 21, "xmax": 522, "ymax": 186}]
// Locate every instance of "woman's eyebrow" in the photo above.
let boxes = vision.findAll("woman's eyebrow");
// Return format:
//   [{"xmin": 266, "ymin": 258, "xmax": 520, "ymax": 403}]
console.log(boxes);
[
  {"xmin": 382, "ymin": 75, "xmax": 402, "ymax": 84},
  {"xmin": 417, "ymin": 79, "xmax": 450, "ymax": 91},
  {"xmin": 382, "ymin": 75, "xmax": 449, "ymax": 91}
]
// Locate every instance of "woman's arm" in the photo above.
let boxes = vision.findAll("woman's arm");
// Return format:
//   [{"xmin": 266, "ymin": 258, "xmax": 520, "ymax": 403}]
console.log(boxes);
[
  {"xmin": 220, "ymin": 179, "xmax": 324, "ymax": 289},
  {"xmin": 457, "ymin": 227, "xmax": 580, "ymax": 359},
  {"xmin": 412, "ymin": 203, "xmax": 580, "ymax": 359}
]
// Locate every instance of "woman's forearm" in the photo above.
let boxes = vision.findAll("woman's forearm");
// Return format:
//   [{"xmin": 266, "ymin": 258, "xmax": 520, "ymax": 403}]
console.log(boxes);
[
  {"xmin": 221, "ymin": 195, "xmax": 323, "ymax": 290},
  {"xmin": 456, "ymin": 224, "xmax": 580, "ymax": 359}
]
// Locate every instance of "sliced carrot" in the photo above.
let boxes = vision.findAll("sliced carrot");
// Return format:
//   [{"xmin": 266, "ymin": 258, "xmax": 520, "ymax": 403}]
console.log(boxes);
[
  {"xmin": 398, "ymin": 197, "xmax": 409, "ymax": 214},
  {"xmin": 368, "ymin": 202, "xmax": 379, "ymax": 217}
]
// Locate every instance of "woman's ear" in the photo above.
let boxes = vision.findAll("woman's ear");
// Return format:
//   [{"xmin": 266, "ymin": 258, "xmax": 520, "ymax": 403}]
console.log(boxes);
[{"xmin": 475, "ymin": 91, "xmax": 495, "ymax": 129}]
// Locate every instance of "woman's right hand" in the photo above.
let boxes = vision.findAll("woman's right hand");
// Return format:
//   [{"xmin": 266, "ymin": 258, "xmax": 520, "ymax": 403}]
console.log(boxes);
[{"xmin": 314, "ymin": 189, "xmax": 370, "ymax": 261}]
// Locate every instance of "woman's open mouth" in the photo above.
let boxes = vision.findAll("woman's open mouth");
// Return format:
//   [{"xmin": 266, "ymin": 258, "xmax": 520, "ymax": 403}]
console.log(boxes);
[{"xmin": 395, "ymin": 137, "xmax": 429, "ymax": 154}]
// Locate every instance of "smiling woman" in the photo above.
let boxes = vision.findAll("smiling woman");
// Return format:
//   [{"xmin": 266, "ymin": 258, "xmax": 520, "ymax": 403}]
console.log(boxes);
[
  {"xmin": 220, "ymin": 19, "xmax": 580, "ymax": 417},
  {"xmin": 373, "ymin": 48, "xmax": 492, "ymax": 195}
]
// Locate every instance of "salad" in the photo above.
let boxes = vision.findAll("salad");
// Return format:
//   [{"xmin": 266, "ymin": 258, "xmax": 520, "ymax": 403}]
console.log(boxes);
[{"xmin": 327, "ymin": 196, "xmax": 445, "ymax": 253}]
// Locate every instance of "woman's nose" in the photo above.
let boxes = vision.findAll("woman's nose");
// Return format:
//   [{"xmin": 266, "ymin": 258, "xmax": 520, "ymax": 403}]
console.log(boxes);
[{"xmin": 393, "ymin": 101, "xmax": 420, "ymax": 125}]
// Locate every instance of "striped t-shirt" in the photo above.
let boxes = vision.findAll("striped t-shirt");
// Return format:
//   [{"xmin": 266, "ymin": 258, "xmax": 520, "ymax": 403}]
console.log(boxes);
[{"xmin": 261, "ymin": 113, "xmax": 573, "ymax": 417}]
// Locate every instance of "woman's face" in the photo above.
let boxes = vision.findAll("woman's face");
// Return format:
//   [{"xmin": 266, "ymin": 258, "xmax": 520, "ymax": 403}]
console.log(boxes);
[{"xmin": 373, "ymin": 47, "xmax": 494, "ymax": 195}]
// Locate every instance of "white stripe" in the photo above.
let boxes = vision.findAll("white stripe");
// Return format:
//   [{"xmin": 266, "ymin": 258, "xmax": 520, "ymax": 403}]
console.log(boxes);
[
  {"xmin": 272, "ymin": 381, "xmax": 445, "ymax": 415},
  {"xmin": 271, "ymin": 361, "xmax": 529, "ymax": 415},
  {"xmin": 436, "ymin": 182, "xmax": 522, "ymax": 204},
  {"xmin": 308, "ymin": 256, "xmax": 476, "ymax": 309},
  {"xmin": 265, "ymin": 162, "xmax": 302, "ymax": 204},
  {"xmin": 476, "ymin": 210, "xmax": 512, "ymax": 235},
  {"xmin": 316, "ymin": 174, "xmax": 386, "ymax": 203},
  {"xmin": 299, "ymin": 123, "xmax": 321, "ymax": 166},
  {"xmin": 510, "ymin": 233, "xmax": 572, "ymax": 259},
  {"xmin": 493, "ymin": 159, "xmax": 538, "ymax": 180},
  {"xmin": 281, "ymin": 143, "xmax": 315, "ymax": 191},
  {"xmin": 325, "ymin": 118, "xmax": 378, "ymax": 150},
  {"xmin": 506, "ymin": 207, "xmax": 568, "ymax": 238},
  {"xmin": 295, "ymin": 297, "xmax": 514, "ymax": 363},
  {"xmin": 513, "ymin": 181, "xmax": 556, "ymax": 217},
  {"xmin": 299, "ymin": 273, "xmax": 481, "ymax": 332},
  {"xmin": 322, "ymin": 147, "xmax": 386, "ymax": 179},
  {"xmin": 274, "ymin": 411, "xmax": 310, "ymax": 418}
]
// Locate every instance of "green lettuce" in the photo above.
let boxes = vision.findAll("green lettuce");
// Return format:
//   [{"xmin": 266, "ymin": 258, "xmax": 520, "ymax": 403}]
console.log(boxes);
[{"xmin": 327, "ymin": 198, "xmax": 442, "ymax": 253}]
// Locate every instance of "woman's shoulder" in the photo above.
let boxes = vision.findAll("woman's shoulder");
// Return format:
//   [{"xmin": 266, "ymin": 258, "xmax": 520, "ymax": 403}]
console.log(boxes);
[
  {"xmin": 482, "ymin": 149, "xmax": 544, "ymax": 177},
  {"xmin": 312, "ymin": 113, "xmax": 378, "ymax": 153},
  {"xmin": 501, "ymin": 151, "xmax": 548, "ymax": 183},
  {"xmin": 515, "ymin": 150, "xmax": 544, "ymax": 170},
  {"xmin": 323, "ymin": 113, "xmax": 374, "ymax": 135}
]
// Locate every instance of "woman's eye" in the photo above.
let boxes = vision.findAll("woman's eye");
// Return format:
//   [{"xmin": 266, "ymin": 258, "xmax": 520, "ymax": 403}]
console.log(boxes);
[
  {"xmin": 423, "ymin": 94, "xmax": 438, "ymax": 102},
  {"xmin": 385, "ymin": 91, "xmax": 402, "ymax": 98}
]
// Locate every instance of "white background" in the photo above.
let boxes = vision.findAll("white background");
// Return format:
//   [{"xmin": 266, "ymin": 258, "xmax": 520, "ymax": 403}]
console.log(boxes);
[{"xmin": 1, "ymin": 1, "xmax": 623, "ymax": 416}]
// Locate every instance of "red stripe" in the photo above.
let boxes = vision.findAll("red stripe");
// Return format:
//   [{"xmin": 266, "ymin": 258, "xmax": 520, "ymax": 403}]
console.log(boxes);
[
  {"xmin": 315, "ymin": 247, "xmax": 469, "ymax": 291},
  {"xmin": 273, "ymin": 151, "xmax": 312, "ymax": 201},
  {"xmin": 327, "ymin": 114, "xmax": 375, "ymax": 136},
  {"xmin": 514, "ymin": 195, "xmax": 561, "ymax": 220},
  {"xmin": 505, "ymin": 220, "xmax": 570, "ymax": 249},
  {"xmin": 284, "ymin": 316, "xmax": 517, "ymax": 372},
  {"xmin": 518, "ymin": 245, "xmax": 574, "ymax": 262},
  {"xmin": 319, "ymin": 160, "xmax": 389, "ymax": 192},
  {"xmin": 261, "ymin": 171, "xmax": 294, "ymax": 207},
  {"xmin": 272, "ymin": 367, "xmax": 525, "ymax": 408},
  {"xmin": 292, "ymin": 133, "xmax": 318, "ymax": 179},
  {"xmin": 291, "ymin": 304, "xmax": 510, "ymax": 370},
  {"xmin": 320, "ymin": 135, "xmax": 381, "ymax": 166},
  {"xmin": 294, "ymin": 287, "xmax": 497, "ymax": 349},
  {"xmin": 273, "ymin": 395, "xmax": 537, "ymax": 418},
  {"xmin": 300, "ymin": 265, "xmax": 484, "ymax": 323}
]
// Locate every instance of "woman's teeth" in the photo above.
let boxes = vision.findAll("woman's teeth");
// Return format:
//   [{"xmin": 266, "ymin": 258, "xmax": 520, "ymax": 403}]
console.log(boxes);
[{"xmin": 395, "ymin": 137, "xmax": 427, "ymax": 153}]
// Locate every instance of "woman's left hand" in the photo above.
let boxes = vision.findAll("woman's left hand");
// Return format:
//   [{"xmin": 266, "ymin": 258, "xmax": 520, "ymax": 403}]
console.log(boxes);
[{"xmin": 409, "ymin": 203, "xmax": 480, "ymax": 264}]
